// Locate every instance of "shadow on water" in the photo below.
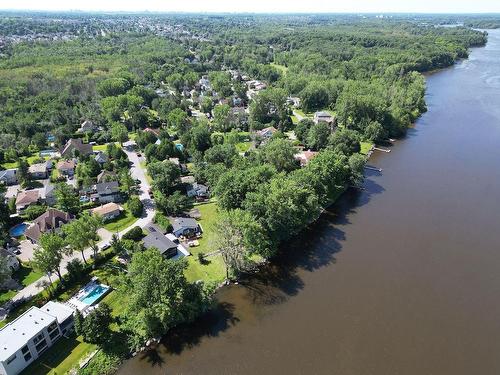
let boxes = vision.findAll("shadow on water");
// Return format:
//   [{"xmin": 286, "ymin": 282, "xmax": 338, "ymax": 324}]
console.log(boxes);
[
  {"xmin": 138, "ymin": 301, "xmax": 239, "ymax": 366},
  {"xmin": 127, "ymin": 173, "xmax": 386, "ymax": 365}
]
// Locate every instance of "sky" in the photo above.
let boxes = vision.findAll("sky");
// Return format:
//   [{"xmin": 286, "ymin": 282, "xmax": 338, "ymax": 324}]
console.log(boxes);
[{"xmin": 0, "ymin": 0, "xmax": 499, "ymax": 14}]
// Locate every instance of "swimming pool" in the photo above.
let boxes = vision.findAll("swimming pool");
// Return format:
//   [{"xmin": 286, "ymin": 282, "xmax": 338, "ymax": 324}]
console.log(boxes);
[
  {"xmin": 9, "ymin": 223, "xmax": 27, "ymax": 237},
  {"xmin": 79, "ymin": 284, "xmax": 110, "ymax": 305}
]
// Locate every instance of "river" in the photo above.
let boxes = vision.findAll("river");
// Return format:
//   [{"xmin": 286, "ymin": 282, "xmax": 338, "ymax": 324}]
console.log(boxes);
[{"xmin": 118, "ymin": 29, "xmax": 500, "ymax": 375}]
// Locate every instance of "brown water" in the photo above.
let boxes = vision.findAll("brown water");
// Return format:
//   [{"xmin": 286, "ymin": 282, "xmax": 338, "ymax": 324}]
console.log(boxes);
[{"xmin": 118, "ymin": 30, "xmax": 500, "ymax": 375}]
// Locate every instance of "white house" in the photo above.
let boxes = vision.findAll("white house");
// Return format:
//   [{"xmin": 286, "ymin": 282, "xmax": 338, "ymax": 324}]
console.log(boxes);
[{"xmin": 0, "ymin": 302, "xmax": 74, "ymax": 375}]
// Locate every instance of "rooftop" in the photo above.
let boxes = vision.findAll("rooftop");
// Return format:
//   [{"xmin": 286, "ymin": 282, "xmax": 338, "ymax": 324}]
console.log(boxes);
[
  {"xmin": 92, "ymin": 202, "xmax": 122, "ymax": 216},
  {"xmin": 142, "ymin": 232, "xmax": 178, "ymax": 257}
]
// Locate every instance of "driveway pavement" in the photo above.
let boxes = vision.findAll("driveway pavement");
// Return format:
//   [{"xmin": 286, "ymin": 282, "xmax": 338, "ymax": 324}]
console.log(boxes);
[{"xmin": 9, "ymin": 143, "xmax": 155, "ymax": 304}]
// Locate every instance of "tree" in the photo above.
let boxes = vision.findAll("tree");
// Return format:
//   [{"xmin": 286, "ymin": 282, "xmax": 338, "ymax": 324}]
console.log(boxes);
[
  {"xmin": 63, "ymin": 213, "xmax": 102, "ymax": 263},
  {"xmin": 295, "ymin": 119, "xmax": 313, "ymax": 143},
  {"xmin": 182, "ymin": 122, "xmax": 212, "ymax": 153},
  {"xmin": 300, "ymin": 84, "xmax": 329, "ymax": 113},
  {"xmin": 213, "ymin": 104, "xmax": 231, "ymax": 132},
  {"xmin": 328, "ymin": 129, "xmax": 361, "ymax": 156},
  {"xmin": 54, "ymin": 183, "xmax": 80, "ymax": 215},
  {"xmin": 209, "ymin": 71, "xmax": 233, "ymax": 97},
  {"xmin": 307, "ymin": 122, "xmax": 331, "ymax": 150},
  {"xmin": 363, "ymin": 120, "xmax": 387, "ymax": 142},
  {"xmin": 0, "ymin": 256, "xmax": 12, "ymax": 286},
  {"xmin": 167, "ymin": 108, "xmax": 189, "ymax": 134},
  {"xmin": 76, "ymin": 303, "xmax": 113, "ymax": 348},
  {"xmin": 97, "ymin": 78, "xmax": 131, "ymax": 97},
  {"xmin": 259, "ymin": 138, "xmax": 298, "ymax": 172},
  {"xmin": 31, "ymin": 233, "xmax": 66, "ymax": 282},
  {"xmin": 148, "ymin": 161, "xmax": 181, "ymax": 195},
  {"xmin": 348, "ymin": 153, "xmax": 366, "ymax": 187},
  {"xmin": 213, "ymin": 209, "xmax": 270, "ymax": 279},
  {"xmin": 111, "ymin": 123, "xmax": 129, "ymax": 146},
  {"xmin": 120, "ymin": 249, "xmax": 212, "ymax": 349},
  {"xmin": 17, "ymin": 159, "xmax": 31, "ymax": 188},
  {"xmin": 250, "ymin": 88, "xmax": 289, "ymax": 128},
  {"xmin": 119, "ymin": 170, "xmax": 136, "ymax": 197},
  {"xmin": 204, "ymin": 144, "xmax": 238, "ymax": 168},
  {"xmin": 200, "ymin": 96, "xmax": 214, "ymax": 114},
  {"xmin": 154, "ymin": 191, "xmax": 192, "ymax": 216},
  {"xmin": 128, "ymin": 196, "xmax": 144, "ymax": 218}
]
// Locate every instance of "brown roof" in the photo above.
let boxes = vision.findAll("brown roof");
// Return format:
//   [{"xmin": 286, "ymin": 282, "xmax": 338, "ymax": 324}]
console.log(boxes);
[
  {"xmin": 60, "ymin": 139, "xmax": 93, "ymax": 157},
  {"xmin": 15, "ymin": 190, "xmax": 40, "ymax": 206},
  {"xmin": 24, "ymin": 208, "xmax": 71, "ymax": 243},
  {"xmin": 57, "ymin": 159, "xmax": 76, "ymax": 170},
  {"xmin": 92, "ymin": 203, "xmax": 122, "ymax": 217}
]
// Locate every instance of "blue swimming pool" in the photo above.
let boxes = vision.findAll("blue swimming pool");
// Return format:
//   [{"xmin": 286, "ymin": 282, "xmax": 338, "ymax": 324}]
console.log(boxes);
[
  {"xmin": 9, "ymin": 223, "xmax": 27, "ymax": 237},
  {"xmin": 79, "ymin": 284, "xmax": 110, "ymax": 305}
]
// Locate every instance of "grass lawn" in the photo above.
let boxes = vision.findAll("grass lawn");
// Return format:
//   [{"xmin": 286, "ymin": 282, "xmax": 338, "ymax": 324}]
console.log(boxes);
[
  {"xmin": 360, "ymin": 141, "xmax": 374, "ymax": 155},
  {"xmin": 103, "ymin": 206, "xmax": 138, "ymax": 232},
  {"xmin": 0, "ymin": 264, "xmax": 43, "ymax": 304},
  {"xmin": 235, "ymin": 141, "xmax": 252, "ymax": 153},
  {"xmin": 184, "ymin": 202, "xmax": 226, "ymax": 283},
  {"xmin": 139, "ymin": 161, "xmax": 152, "ymax": 184},
  {"xmin": 21, "ymin": 335, "xmax": 95, "ymax": 375}
]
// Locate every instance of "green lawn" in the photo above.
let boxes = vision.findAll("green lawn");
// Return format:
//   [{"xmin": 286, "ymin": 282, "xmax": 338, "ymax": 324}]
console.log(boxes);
[
  {"xmin": 184, "ymin": 202, "xmax": 226, "ymax": 283},
  {"xmin": 235, "ymin": 141, "xmax": 252, "ymax": 153},
  {"xmin": 21, "ymin": 335, "xmax": 95, "ymax": 375},
  {"xmin": 139, "ymin": 161, "xmax": 152, "ymax": 184},
  {"xmin": 103, "ymin": 206, "xmax": 138, "ymax": 232},
  {"xmin": 0, "ymin": 153, "xmax": 48, "ymax": 169},
  {"xmin": 360, "ymin": 141, "xmax": 374, "ymax": 155}
]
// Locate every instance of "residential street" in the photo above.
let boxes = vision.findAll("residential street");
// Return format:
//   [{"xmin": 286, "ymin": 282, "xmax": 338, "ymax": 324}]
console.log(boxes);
[{"xmin": 9, "ymin": 142, "xmax": 155, "ymax": 304}]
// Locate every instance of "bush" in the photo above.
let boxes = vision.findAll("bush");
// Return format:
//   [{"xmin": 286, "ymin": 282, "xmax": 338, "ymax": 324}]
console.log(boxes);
[
  {"xmin": 22, "ymin": 204, "xmax": 47, "ymax": 220},
  {"xmin": 128, "ymin": 196, "xmax": 143, "ymax": 218},
  {"xmin": 153, "ymin": 212, "xmax": 173, "ymax": 233},
  {"xmin": 122, "ymin": 226, "xmax": 144, "ymax": 241}
]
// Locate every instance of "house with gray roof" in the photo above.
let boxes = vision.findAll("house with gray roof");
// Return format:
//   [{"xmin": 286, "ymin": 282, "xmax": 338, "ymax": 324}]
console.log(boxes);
[
  {"xmin": 142, "ymin": 232, "xmax": 180, "ymax": 259},
  {"xmin": 313, "ymin": 111, "xmax": 336, "ymax": 127},
  {"xmin": 172, "ymin": 217, "xmax": 202, "ymax": 238},
  {"xmin": 0, "ymin": 169, "xmax": 18, "ymax": 186},
  {"xmin": 94, "ymin": 181, "xmax": 121, "ymax": 203}
]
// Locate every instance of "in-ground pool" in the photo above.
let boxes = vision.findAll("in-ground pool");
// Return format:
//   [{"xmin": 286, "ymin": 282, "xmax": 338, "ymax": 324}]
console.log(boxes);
[
  {"xmin": 79, "ymin": 284, "xmax": 110, "ymax": 305},
  {"xmin": 9, "ymin": 223, "xmax": 27, "ymax": 237}
]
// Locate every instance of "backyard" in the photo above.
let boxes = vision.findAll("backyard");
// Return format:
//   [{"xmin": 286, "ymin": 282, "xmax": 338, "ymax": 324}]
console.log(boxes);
[
  {"xmin": 0, "ymin": 263, "xmax": 44, "ymax": 304},
  {"xmin": 103, "ymin": 205, "xmax": 138, "ymax": 232}
]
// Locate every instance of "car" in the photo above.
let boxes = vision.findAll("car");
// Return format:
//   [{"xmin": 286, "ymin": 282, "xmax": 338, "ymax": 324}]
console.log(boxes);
[
  {"xmin": 100, "ymin": 243, "xmax": 111, "ymax": 251},
  {"xmin": 135, "ymin": 179, "xmax": 141, "ymax": 184},
  {"xmin": 137, "ymin": 152, "xmax": 142, "ymax": 157}
]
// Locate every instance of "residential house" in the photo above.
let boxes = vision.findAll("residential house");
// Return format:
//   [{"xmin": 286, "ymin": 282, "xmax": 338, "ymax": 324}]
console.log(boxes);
[
  {"xmin": 313, "ymin": 111, "xmax": 336, "ymax": 127},
  {"xmin": 25, "ymin": 209, "xmax": 71, "ymax": 244},
  {"xmin": 287, "ymin": 96, "xmax": 301, "ymax": 107},
  {"xmin": 0, "ymin": 302, "xmax": 74, "ymax": 375},
  {"xmin": 15, "ymin": 190, "xmax": 40, "ymax": 212},
  {"xmin": 0, "ymin": 169, "xmax": 17, "ymax": 186},
  {"xmin": 56, "ymin": 160, "xmax": 76, "ymax": 177},
  {"xmin": 295, "ymin": 150, "xmax": 318, "ymax": 167},
  {"xmin": 144, "ymin": 127, "xmax": 160, "ymax": 138},
  {"xmin": 0, "ymin": 249, "xmax": 19, "ymax": 272},
  {"xmin": 28, "ymin": 163, "xmax": 48, "ymax": 180},
  {"xmin": 187, "ymin": 183, "xmax": 209, "ymax": 200},
  {"xmin": 91, "ymin": 202, "xmax": 122, "ymax": 221},
  {"xmin": 60, "ymin": 139, "xmax": 93, "ymax": 159},
  {"xmin": 168, "ymin": 158, "xmax": 187, "ymax": 173},
  {"xmin": 77, "ymin": 120, "xmax": 97, "ymax": 134},
  {"xmin": 94, "ymin": 181, "xmax": 121, "ymax": 203},
  {"xmin": 39, "ymin": 184, "xmax": 56, "ymax": 206},
  {"xmin": 257, "ymin": 126, "xmax": 278, "ymax": 140},
  {"xmin": 142, "ymin": 232, "xmax": 179, "ymax": 259},
  {"xmin": 172, "ymin": 217, "xmax": 202, "ymax": 238},
  {"xmin": 94, "ymin": 151, "xmax": 108, "ymax": 166},
  {"xmin": 96, "ymin": 170, "xmax": 116, "ymax": 183}
]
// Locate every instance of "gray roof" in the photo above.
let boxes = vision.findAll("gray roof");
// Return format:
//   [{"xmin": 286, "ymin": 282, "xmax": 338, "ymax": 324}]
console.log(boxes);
[
  {"xmin": 172, "ymin": 217, "xmax": 199, "ymax": 232},
  {"xmin": 142, "ymin": 232, "xmax": 178, "ymax": 256},
  {"xmin": 95, "ymin": 181, "xmax": 119, "ymax": 195},
  {"xmin": 0, "ymin": 169, "xmax": 17, "ymax": 179},
  {"xmin": 94, "ymin": 152, "xmax": 109, "ymax": 164},
  {"xmin": 315, "ymin": 111, "xmax": 332, "ymax": 118}
]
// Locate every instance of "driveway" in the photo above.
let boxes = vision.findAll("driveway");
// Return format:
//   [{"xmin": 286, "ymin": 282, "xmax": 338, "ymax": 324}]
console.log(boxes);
[{"xmin": 9, "ymin": 142, "xmax": 156, "ymax": 304}]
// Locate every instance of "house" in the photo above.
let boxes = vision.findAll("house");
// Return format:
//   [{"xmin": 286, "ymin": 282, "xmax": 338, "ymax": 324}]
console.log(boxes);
[
  {"xmin": 0, "ymin": 302, "xmax": 74, "ymax": 375},
  {"xmin": 0, "ymin": 169, "xmax": 18, "ymax": 186},
  {"xmin": 96, "ymin": 170, "xmax": 116, "ymax": 183},
  {"xmin": 77, "ymin": 120, "xmax": 97, "ymax": 134},
  {"xmin": 39, "ymin": 184, "xmax": 56, "ymax": 206},
  {"xmin": 187, "ymin": 183, "xmax": 209, "ymax": 199},
  {"xmin": 15, "ymin": 190, "xmax": 40, "ymax": 212},
  {"xmin": 91, "ymin": 202, "xmax": 122, "ymax": 221},
  {"xmin": 168, "ymin": 158, "xmax": 187, "ymax": 173},
  {"xmin": 94, "ymin": 181, "xmax": 121, "ymax": 203},
  {"xmin": 60, "ymin": 139, "xmax": 93, "ymax": 159},
  {"xmin": 181, "ymin": 175, "xmax": 195, "ymax": 185},
  {"xmin": 287, "ymin": 96, "xmax": 301, "ymax": 107},
  {"xmin": 257, "ymin": 126, "xmax": 277, "ymax": 140},
  {"xmin": 172, "ymin": 217, "xmax": 202, "ymax": 238},
  {"xmin": 142, "ymin": 232, "xmax": 179, "ymax": 259},
  {"xmin": 94, "ymin": 151, "xmax": 108, "ymax": 165},
  {"xmin": 56, "ymin": 160, "xmax": 76, "ymax": 176},
  {"xmin": 28, "ymin": 163, "xmax": 48, "ymax": 180},
  {"xmin": 295, "ymin": 150, "xmax": 318, "ymax": 167},
  {"xmin": 144, "ymin": 127, "xmax": 160, "ymax": 137},
  {"xmin": 313, "ymin": 111, "xmax": 336, "ymax": 126},
  {"xmin": 0, "ymin": 248, "xmax": 19, "ymax": 272},
  {"xmin": 25, "ymin": 209, "xmax": 71, "ymax": 244}
]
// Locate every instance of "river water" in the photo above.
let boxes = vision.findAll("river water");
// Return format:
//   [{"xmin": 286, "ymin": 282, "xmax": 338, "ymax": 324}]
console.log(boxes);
[{"xmin": 118, "ymin": 29, "xmax": 500, "ymax": 375}]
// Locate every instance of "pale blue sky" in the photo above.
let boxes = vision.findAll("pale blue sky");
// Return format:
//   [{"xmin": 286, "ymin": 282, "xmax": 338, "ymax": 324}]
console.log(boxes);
[{"xmin": 0, "ymin": 0, "xmax": 499, "ymax": 13}]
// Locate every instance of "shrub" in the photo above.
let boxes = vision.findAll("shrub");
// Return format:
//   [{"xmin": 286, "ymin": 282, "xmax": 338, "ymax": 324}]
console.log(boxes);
[
  {"xmin": 22, "ymin": 204, "xmax": 47, "ymax": 220},
  {"xmin": 153, "ymin": 212, "xmax": 173, "ymax": 233},
  {"xmin": 122, "ymin": 226, "xmax": 144, "ymax": 241},
  {"xmin": 128, "ymin": 196, "xmax": 143, "ymax": 218}
]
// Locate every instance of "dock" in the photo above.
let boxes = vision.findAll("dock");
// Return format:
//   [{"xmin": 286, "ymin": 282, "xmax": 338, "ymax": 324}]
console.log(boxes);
[{"xmin": 364, "ymin": 166, "xmax": 382, "ymax": 172}]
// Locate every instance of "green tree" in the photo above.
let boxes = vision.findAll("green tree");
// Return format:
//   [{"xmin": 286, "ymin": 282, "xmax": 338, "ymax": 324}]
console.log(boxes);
[
  {"xmin": 148, "ymin": 161, "xmax": 181, "ymax": 195},
  {"xmin": 54, "ymin": 183, "xmax": 80, "ymax": 215},
  {"xmin": 31, "ymin": 233, "xmax": 65, "ymax": 282},
  {"xmin": 328, "ymin": 129, "xmax": 361, "ymax": 156},
  {"xmin": 128, "ymin": 196, "xmax": 144, "ymax": 218},
  {"xmin": 63, "ymin": 213, "xmax": 102, "ymax": 263},
  {"xmin": 154, "ymin": 191, "xmax": 192, "ymax": 216},
  {"xmin": 76, "ymin": 303, "xmax": 113, "ymax": 348},
  {"xmin": 259, "ymin": 138, "xmax": 298, "ymax": 172},
  {"xmin": 0, "ymin": 256, "xmax": 12, "ymax": 286},
  {"xmin": 120, "ymin": 249, "xmax": 212, "ymax": 350},
  {"xmin": 17, "ymin": 159, "xmax": 31, "ymax": 188},
  {"xmin": 111, "ymin": 123, "xmax": 129, "ymax": 146},
  {"xmin": 307, "ymin": 122, "xmax": 331, "ymax": 150},
  {"xmin": 213, "ymin": 104, "xmax": 231, "ymax": 132}
]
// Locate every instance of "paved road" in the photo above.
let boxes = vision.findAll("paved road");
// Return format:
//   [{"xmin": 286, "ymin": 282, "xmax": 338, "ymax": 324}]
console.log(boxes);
[{"xmin": 10, "ymin": 142, "xmax": 155, "ymax": 304}]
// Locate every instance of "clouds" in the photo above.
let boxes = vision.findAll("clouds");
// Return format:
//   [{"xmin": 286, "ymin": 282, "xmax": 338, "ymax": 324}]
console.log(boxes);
[{"xmin": 1, "ymin": 0, "xmax": 499, "ymax": 13}]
